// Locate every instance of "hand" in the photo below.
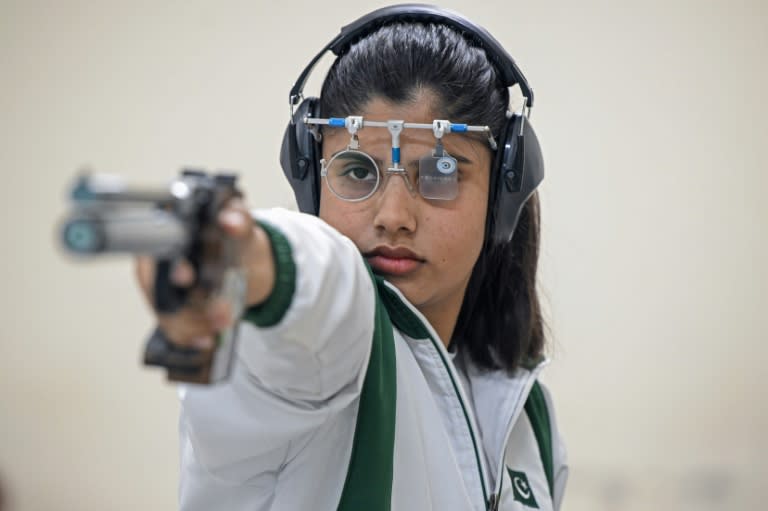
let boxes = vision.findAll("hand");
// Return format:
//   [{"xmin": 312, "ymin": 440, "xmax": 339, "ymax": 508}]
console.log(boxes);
[{"xmin": 134, "ymin": 200, "xmax": 275, "ymax": 350}]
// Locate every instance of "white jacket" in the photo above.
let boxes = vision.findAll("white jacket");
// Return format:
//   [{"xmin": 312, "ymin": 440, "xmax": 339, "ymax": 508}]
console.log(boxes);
[{"xmin": 178, "ymin": 208, "xmax": 568, "ymax": 511}]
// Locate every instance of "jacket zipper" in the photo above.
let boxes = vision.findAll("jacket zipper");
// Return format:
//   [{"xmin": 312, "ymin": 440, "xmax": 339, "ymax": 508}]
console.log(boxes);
[
  {"xmin": 488, "ymin": 490, "xmax": 499, "ymax": 511},
  {"xmin": 382, "ymin": 282, "xmax": 554, "ymax": 511},
  {"xmin": 486, "ymin": 366, "xmax": 544, "ymax": 509},
  {"xmin": 425, "ymin": 334, "xmax": 491, "ymax": 510},
  {"xmin": 385, "ymin": 283, "xmax": 491, "ymax": 510}
]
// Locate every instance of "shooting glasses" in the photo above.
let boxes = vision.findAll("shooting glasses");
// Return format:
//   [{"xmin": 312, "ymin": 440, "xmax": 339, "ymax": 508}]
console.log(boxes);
[{"xmin": 304, "ymin": 116, "xmax": 497, "ymax": 201}]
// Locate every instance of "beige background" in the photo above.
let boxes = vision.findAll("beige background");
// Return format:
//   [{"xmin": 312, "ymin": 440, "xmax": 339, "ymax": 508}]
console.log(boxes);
[{"xmin": 1, "ymin": 0, "xmax": 766, "ymax": 509}]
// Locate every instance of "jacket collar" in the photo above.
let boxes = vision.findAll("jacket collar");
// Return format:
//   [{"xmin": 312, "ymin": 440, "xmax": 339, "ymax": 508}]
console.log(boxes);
[
  {"xmin": 378, "ymin": 279, "xmax": 549, "ymax": 496},
  {"xmin": 377, "ymin": 278, "xmax": 549, "ymax": 490}
]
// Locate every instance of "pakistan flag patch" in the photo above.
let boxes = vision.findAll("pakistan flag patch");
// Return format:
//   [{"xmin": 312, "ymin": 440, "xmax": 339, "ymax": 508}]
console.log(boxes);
[{"xmin": 507, "ymin": 469, "xmax": 539, "ymax": 508}]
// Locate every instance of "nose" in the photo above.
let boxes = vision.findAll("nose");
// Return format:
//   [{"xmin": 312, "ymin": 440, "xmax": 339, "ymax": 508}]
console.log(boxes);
[{"xmin": 372, "ymin": 170, "xmax": 418, "ymax": 235}]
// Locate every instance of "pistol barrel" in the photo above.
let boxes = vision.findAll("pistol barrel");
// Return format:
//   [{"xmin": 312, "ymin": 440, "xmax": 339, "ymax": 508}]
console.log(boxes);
[{"xmin": 62, "ymin": 209, "xmax": 189, "ymax": 257}]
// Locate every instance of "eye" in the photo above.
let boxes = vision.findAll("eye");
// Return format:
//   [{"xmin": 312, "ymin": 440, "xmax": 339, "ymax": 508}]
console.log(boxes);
[
  {"xmin": 341, "ymin": 165, "xmax": 377, "ymax": 181},
  {"xmin": 324, "ymin": 149, "xmax": 381, "ymax": 201}
]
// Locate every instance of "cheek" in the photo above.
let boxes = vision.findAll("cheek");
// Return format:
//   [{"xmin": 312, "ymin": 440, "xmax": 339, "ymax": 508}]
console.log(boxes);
[
  {"xmin": 426, "ymin": 197, "xmax": 487, "ymax": 268},
  {"xmin": 318, "ymin": 186, "xmax": 369, "ymax": 241}
]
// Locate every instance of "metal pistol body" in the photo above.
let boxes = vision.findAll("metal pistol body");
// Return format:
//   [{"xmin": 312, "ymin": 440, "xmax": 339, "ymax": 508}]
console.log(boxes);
[{"xmin": 61, "ymin": 169, "xmax": 247, "ymax": 384}]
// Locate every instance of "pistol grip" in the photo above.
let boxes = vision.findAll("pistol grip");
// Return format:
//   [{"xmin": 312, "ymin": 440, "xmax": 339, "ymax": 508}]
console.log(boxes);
[{"xmin": 143, "ymin": 327, "xmax": 213, "ymax": 384}]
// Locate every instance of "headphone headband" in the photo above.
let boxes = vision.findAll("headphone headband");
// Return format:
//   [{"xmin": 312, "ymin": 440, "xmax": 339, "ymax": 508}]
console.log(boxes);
[{"xmin": 289, "ymin": 3, "xmax": 534, "ymax": 109}]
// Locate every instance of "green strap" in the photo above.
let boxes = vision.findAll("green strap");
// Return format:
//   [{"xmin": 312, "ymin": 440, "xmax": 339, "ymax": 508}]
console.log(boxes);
[
  {"xmin": 524, "ymin": 381, "xmax": 554, "ymax": 497},
  {"xmin": 242, "ymin": 220, "xmax": 296, "ymax": 328},
  {"xmin": 336, "ymin": 274, "xmax": 397, "ymax": 510}
]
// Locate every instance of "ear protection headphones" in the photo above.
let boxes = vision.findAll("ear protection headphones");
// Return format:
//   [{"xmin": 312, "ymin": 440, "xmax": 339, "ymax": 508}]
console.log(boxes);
[{"xmin": 280, "ymin": 3, "xmax": 544, "ymax": 243}]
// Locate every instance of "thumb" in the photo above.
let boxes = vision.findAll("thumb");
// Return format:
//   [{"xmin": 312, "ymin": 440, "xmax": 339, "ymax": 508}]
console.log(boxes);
[{"xmin": 218, "ymin": 202, "xmax": 253, "ymax": 239}]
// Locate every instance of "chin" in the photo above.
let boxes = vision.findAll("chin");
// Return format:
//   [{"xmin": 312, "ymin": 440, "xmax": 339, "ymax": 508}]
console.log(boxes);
[{"xmin": 384, "ymin": 278, "xmax": 429, "ymax": 307}]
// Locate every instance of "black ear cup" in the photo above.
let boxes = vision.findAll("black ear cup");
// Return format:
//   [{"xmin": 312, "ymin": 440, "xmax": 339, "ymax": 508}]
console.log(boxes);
[
  {"xmin": 489, "ymin": 113, "xmax": 544, "ymax": 243},
  {"xmin": 280, "ymin": 97, "xmax": 322, "ymax": 214}
]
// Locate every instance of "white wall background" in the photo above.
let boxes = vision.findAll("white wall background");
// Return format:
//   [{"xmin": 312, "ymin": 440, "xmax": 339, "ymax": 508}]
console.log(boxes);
[{"xmin": 0, "ymin": 0, "xmax": 765, "ymax": 509}]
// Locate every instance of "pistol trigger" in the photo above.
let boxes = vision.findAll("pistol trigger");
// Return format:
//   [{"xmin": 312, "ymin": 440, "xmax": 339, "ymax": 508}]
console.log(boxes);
[{"xmin": 154, "ymin": 259, "xmax": 189, "ymax": 313}]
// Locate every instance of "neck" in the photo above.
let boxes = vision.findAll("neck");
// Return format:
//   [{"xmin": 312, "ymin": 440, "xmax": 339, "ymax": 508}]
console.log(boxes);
[{"xmin": 419, "ymin": 299, "xmax": 463, "ymax": 350}]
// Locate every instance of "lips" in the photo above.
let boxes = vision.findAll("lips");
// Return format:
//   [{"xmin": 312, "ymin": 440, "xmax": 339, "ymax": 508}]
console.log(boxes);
[{"xmin": 364, "ymin": 246, "xmax": 425, "ymax": 276}]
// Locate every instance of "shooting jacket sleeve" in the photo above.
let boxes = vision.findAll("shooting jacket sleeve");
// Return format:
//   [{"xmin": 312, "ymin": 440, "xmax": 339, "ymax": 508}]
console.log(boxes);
[
  {"xmin": 239, "ymin": 208, "xmax": 375, "ymax": 401},
  {"xmin": 179, "ymin": 208, "xmax": 375, "ymax": 487}
]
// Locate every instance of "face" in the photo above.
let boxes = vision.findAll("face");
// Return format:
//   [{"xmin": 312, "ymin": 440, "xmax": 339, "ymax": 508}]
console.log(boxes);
[{"xmin": 318, "ymin": 93, "xmax": 491, "ymax": 322}]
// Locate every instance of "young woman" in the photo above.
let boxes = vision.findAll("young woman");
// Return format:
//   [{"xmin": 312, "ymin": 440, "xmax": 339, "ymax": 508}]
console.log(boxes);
[{"xmin": 137, "ymin": 5, "xmax": 568, "ymax": 511}]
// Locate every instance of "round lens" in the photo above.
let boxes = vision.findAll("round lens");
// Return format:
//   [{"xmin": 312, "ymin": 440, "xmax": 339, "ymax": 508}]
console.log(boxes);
[{"xmin": 324, "ymin": 150, "xmax": 380, "ymax": 201}]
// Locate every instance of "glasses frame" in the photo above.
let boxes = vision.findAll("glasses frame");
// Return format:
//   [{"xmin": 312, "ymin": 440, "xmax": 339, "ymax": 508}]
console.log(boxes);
[
  {"xmin": 310, "ymin": 116, "xmax": 494, "ymax": 203},
  {"xmin": 320, "ymin": 148, "xmax": 384, "ymax": 202}
]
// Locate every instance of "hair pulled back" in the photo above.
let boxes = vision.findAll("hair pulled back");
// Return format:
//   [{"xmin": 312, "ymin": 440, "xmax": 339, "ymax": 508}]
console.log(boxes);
[{"xmin": 320, "ymin": 22, "xmax": 545, "ymax": 372}]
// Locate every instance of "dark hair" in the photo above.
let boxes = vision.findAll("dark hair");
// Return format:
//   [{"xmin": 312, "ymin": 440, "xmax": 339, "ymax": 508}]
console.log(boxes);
[{"xmin": 319, "ymin": 22, "xmax": 545, "ymax": 373}]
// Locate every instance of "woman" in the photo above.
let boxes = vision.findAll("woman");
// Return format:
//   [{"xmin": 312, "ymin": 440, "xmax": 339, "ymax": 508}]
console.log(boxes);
[{"xmin": 137, "ymin": 5, "xmax": 568, "ymax": 510}]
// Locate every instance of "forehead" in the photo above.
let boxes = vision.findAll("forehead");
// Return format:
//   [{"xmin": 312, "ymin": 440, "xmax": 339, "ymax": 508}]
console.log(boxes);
[{"xmin": 361, "ymin": 95, "xmax": 439, "ymax": 124}]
